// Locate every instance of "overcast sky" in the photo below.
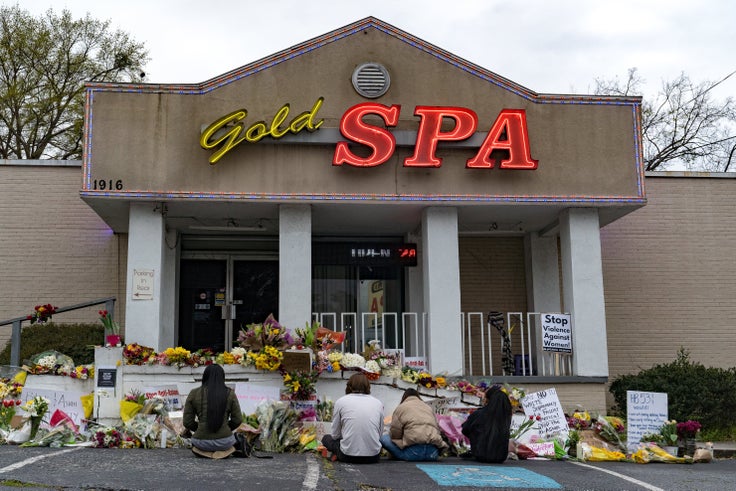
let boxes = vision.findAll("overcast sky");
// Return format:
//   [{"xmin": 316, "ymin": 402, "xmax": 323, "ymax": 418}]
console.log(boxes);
[{"xmin": 8, "ymin": 0, "xmax": 736, "ymax": 99}]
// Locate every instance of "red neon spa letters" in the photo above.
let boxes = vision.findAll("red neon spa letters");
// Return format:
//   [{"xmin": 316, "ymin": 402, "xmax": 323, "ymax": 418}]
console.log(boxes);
[{"xmin": 333, "ymin": 104, "xmax": 538, "ymax": 169}]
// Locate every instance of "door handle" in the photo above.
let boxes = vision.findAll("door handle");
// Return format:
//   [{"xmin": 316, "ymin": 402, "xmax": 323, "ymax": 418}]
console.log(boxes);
[{"xmin": 221, "ymin": 304, "xmax": 236, "ymax": 320}]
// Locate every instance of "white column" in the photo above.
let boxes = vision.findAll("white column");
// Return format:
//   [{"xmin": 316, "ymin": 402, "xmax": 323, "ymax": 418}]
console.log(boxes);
[
  {"xmin": 421, "ymin": 207, "xmax": 463, "ymax": 376},
  {"xmin": 405, "ymin": 231, "xmax": 424, "ymax": 357},
  {"xmin": 279, "ymin": 204, "xmax": 312, "ymax": 330},
  {"xmin": 527, "ymin": 232, "xmax": 561, "ymax": 313},
  {"xmin": 125, "ymin": 202, "xmax": 166, "ymax": 350},
  {"xmin": 559, "ymin": 208, "xmax": 608, "ymax": 377}
]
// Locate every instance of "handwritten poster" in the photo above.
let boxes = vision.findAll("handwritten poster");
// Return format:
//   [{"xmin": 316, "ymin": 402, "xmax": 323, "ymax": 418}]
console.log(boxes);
[
  {"xmin": 521, "ymin": 388, "xmax": 569, "ymax": 442},
  {"xmin": 21, "ymin": 387, "xmax": 88, "ymax": 428},
  {"xmin": 626, "ymin": 390, "xmax": 668, "ymax": 451}
]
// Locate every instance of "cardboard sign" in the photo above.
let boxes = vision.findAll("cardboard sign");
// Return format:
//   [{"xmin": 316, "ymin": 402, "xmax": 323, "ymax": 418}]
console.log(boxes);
[
  {"xmin": 626, "ymin": 390, "xmax": 668, "ymax": 451},
  {"xmin": 234, "ymin": 383, "xmax": 280, "ymax": 415},
  {"xmin": 21, "ymin": 388, "xmax": 88, "ymax": 428},
  {"xmin": 142, "ymin": 385, "xmax": 183, "ymax": 410},
  {"xmin": 541, "ymin": 313, "xmax": 572, "ymax": 353},
  {"xmin": 521, "ymin": 388, "xmax": 569, "ymax": 442}
]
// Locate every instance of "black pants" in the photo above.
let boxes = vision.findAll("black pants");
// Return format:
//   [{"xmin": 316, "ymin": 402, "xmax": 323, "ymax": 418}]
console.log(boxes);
[{"xmin": 322, "ymin": 435, "xmax": 380, "ymax": 464}]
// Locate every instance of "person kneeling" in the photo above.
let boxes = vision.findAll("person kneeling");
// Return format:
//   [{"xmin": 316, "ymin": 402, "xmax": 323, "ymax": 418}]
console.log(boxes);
[{"xmin": 380, "ymin": 388, "xmax": 447, "ymax": 461}]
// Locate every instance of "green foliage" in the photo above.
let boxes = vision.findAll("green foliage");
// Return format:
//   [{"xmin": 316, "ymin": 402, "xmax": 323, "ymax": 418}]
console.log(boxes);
[
  {"xmin": 0, "ymin": 322, "xmax": 103, "ymax": 366},
  {"xmin": 609, "ymin": 348, "xmax": 736, "ymax": 433},
  {"xmin": 0, "ymin": 5, "xmax": 148, "ymax": 159}
]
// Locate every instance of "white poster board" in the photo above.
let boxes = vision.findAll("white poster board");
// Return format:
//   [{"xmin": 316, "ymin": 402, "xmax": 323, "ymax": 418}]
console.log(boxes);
[
  {"xmin": 234, "ymin": 383, "xmax": 281, "ymax": 415},
  {"xmin": 541, "ymin": 313, "xmax": 572, "ymax": 353},
  {"xmin": 626, "ymin": 390, "xmax": 668, "ymax": 451},
  {"xmin": 521, "ymin": 388, "xmax": 569, "ymax": 442},
  {"xmin": 510, "ymin": 412, "xmax": 540, "ymax": 444},
  {"xmin": 21, "ymin": 387, "xmax": 89, "ymax": 428}
]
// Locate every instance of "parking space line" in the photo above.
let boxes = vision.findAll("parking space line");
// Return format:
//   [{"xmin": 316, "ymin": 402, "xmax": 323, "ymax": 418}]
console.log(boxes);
[
  {"xmin": 302, "ymin": 455, "xmax": 320, "ymax": 490},
  {"xmin": 0, "ymin": 447, "xmax": 82, "ymax": 474},
  {"xmin": 570, "ymin": 461, "xmax": 665, "ymax": 491}
]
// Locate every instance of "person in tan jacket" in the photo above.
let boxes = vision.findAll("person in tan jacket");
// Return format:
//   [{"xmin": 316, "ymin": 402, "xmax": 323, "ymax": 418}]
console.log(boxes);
[{"xmin": 380, "ymin": 388, "xmax": 448, "ymax": 461}]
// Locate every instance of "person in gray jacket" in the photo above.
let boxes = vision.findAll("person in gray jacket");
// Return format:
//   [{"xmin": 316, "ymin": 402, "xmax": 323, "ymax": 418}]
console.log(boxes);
[
  {"xmin": 183, "ymin": 364, "xmax": 243, "ymax": 459},
  {"xmin": 380, "ymin": 388, "xmax": 448, "ymax": 461}
]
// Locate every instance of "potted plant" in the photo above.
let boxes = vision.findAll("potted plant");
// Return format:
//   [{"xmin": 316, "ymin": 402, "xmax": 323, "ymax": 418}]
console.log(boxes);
[
  {"xmin": 658, "ymin": 420, "xmax": 679, "ymax": 455},
  {"xmin": 676, "ymin": 420, "xmax": 702, "ymax": 457},
  {"xmin": 99, "ymin": 309, "xmax": 121, "ymax": 347}
]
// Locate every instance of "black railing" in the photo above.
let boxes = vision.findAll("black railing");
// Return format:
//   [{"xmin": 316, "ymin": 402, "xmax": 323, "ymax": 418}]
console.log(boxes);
[{"xmin": 0, "ymin": 297, "xmax": 116, "ymax": 368}]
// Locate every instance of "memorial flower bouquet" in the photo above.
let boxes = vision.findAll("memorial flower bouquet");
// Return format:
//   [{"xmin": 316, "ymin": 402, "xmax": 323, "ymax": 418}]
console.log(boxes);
[
  {"xmin": 246, "ymin": 345, "xmax": 284, "ymax": 371},
  {"xmin": 123, "ymin": 343, "xmax": 156, "ymax": 365},
  {"xmin": 27, "ymin": 304, "xmax": 57, "ymax": 324},
  {"xmin": 98, "ymin": 309, "xmax": 119, "ymax": 335},
  {"xmin": 676, "ymin": 420, "xmax": 701, "ymax": 439},
  {"xmin": 281, "ymin": 369, "xmax": 319, "ymax": 401},
  {"xmin": 659, "ymin": 420, "xmax": 679, "ymax": 446},
  {"xmin": 0, "ymin": 399, "xmax": 21, "ymax": 430},
  {"xmin": 237, "ymin": 314, "xmax": 292, "ymax": 351},
  {"xmin": 21, "ymin": 396, "xmax": 50, "ymax": 439},
  {"xmin": 157, "ymin": 347, "xmax": 192, "ymax": 368},
  {"xmin": 511, "ymin": 414, "xmax": 541, "ymax": 440}
]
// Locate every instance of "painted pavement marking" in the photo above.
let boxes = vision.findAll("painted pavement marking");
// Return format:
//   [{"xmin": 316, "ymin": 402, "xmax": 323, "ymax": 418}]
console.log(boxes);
[
  {"xmin": 302, "ymin": 455, "xmax": 320, "ymax": 490},
  {"xmin": 0, "ymin": 447, "xmax": 83, "ymax": 473},
  {"xmin": 570, "ymin": 461, "xmax": 665, "ymax": 491},
  {"xmin": 416, "ymin": 463, "xmax": 562, "ymax": 488}
]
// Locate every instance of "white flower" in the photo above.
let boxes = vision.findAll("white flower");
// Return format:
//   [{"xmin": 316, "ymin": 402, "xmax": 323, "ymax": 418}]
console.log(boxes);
[
  {"xmin": 231, "ymin": 347, "xmax": 247, "ymax": 358},
  {"xmin": 38, "ymin": 355, "xmax": 56, "ymax": 369},
  {"xmin": 341, "ymin": 352, "xmax": 365, "ymax": 368},
  {"xmin": 364, "ymin": 360, "xmax": 381, "ymax": 374}
]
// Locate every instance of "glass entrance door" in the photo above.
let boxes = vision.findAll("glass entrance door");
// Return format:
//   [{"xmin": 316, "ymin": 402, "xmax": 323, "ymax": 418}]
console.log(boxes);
[{"xmin": 179, "ymin": 257, "xmax": 278, "ymax": 352}]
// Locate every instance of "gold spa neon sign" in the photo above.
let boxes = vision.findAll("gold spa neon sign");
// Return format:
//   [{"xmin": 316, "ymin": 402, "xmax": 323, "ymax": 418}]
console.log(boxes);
[{"xmin": 201, "ymin": 99, "xmax": 537, "ymax": 170}]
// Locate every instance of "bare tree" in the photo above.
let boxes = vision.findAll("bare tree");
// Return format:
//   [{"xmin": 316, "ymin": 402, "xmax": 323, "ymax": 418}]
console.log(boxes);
[
  {"xmin": 0, "ymin": 6, "xmax": 148, "ymax": 159},
  {"xmin": 595, "ymin": 68, "xmax": 736, "ymax": 172}
]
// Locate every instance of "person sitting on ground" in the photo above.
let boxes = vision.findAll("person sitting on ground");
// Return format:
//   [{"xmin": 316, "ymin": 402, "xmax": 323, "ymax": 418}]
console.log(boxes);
[
  {"xmin": 320, "ymin": 372, "xmax": 384, "ymax": 463},
  {"xmin": 461, "ymin": 384, "xmax": 512, "ymax": 463},
  {"xmin": 380, "ymin": 388, "xmax": 448, "ymax": 461},
  {"xmin": 183, "ymin": 364, "xmax": 243, "ymax": 459}
]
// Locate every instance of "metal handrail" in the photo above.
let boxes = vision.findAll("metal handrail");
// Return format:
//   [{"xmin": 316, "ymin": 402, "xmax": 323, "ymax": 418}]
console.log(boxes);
[{"xmin": 0, "ymin": 297, "xmax": 116, "ymax": 368}]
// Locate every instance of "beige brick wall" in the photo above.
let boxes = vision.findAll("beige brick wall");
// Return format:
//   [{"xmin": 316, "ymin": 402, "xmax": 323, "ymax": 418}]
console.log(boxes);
[
  {"xmin": 459, "ymin": 237, "xmax": 528, "ymax": 375},
  {"xmin": 601, "ymin": 175, "xmax": 736, "ymax": 383},
  {"xmin": 0, "ymin": 163, "xmax": 127, "ymax": 348}
]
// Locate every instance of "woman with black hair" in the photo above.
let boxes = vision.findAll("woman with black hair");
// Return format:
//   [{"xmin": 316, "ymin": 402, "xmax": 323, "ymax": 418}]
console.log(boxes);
[
  {"xmin": 183, "ymin": 364, "xmax": 243, "ymax": 459},
  {"xmin": 461, "ymin": 384, "xmax": 512, "ymax": 463}
]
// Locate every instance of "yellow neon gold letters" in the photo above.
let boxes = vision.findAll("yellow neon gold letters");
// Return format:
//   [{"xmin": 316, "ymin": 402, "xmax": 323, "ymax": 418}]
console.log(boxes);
[{"xmin": 200, "ymin": 97, "xmax": 325, "ymax": 164}]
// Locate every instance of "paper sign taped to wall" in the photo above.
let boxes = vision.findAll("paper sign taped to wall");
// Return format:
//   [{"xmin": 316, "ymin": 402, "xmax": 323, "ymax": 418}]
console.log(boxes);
[
  {"xmin": 132, "ymin": 268, "xmax": 154, "ymax": 300},
  {"xmin": 142, "ymin": 385, "xmax": 183, "ymax": 410},
  {"xmin": 234, "ymin": 383, "xmax": 280, "ymax": 415}
]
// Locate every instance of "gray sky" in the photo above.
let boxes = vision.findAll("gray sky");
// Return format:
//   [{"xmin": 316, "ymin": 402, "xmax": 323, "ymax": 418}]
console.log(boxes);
[{"xmin": 9, "ymin": 0, "xmax": 736, "ymax": 99}]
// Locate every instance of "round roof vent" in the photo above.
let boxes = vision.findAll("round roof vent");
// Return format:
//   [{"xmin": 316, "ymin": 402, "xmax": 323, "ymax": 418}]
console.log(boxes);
[{"xmin": 352, "ymin": 63, "xmax": 391, "ymax": 98}]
